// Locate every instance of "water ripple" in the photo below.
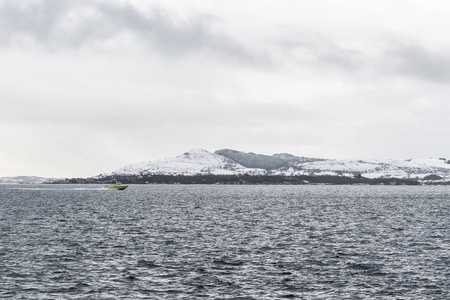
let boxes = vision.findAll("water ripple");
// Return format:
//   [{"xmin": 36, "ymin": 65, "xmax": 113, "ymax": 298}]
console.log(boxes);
[{"xmin": 1, "ymin": 184, "xmax": 450, "ymax": 299}]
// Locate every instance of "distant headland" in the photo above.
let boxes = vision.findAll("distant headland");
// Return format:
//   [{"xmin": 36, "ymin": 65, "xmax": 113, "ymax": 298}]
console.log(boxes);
[{"xmin": 42, "ymin": 149, "xmax": 450, "ymax": 185}]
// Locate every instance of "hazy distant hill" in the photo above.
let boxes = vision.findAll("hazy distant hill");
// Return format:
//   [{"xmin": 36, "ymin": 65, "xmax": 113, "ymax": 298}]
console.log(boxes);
[{"xmin": 0, "ymin": 176, "xmax": 56, "ymax": 184}]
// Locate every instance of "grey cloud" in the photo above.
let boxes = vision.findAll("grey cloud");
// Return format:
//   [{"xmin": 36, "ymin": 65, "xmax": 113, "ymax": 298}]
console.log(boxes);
[
  {"xmin": 276, "ymin": 31, "xmax": 450, "ymax": 84},
  {"xmin": 382, "ymin": 42, "xmax": 450, "ymax": 83},
  {"xmin": 0, "ymin": 0, "xmax": 270, "ymax": 67},
  {"xmin": 0, "ymin": 0, "xmax": 72, "ymax": 43},
  {"xmin": 275, "ymin": 30, "xmax": 365, "ymax": 72},
  {"xmin": 97, "ymin": 3, "xmax": 271, "ymax": 66}
]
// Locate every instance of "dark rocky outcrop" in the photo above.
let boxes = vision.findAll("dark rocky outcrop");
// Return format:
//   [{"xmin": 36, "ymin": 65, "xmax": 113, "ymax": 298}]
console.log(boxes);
[
  {"xmin": 215, "ymin": 149, "xmax": 322, "ymax": 170},
  {"xmin": 215, "ymin": 149, "xmax": 287, "ymax": 170}
]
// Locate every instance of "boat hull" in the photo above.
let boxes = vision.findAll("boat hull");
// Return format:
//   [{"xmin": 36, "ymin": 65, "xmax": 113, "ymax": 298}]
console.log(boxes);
[{"xmin": 105, "ymin": 185, "xmax": 128, "ymax": 190}]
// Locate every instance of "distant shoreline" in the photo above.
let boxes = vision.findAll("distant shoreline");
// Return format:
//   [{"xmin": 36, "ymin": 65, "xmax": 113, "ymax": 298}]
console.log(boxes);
[{"xmin": 47, "ymin": 174, "xmax": 432, "ymax": 185}]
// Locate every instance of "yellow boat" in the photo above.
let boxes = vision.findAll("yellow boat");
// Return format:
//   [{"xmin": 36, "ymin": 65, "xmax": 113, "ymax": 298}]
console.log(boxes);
[{"xmin": 105, "ymin": 181, "xmax": 128, "ymax": 190}]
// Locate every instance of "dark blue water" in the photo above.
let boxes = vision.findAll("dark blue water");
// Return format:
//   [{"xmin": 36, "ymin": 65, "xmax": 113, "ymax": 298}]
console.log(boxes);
[{"xmin": 1, "ymin": 184, "xmax": 449, "ymax": 299}]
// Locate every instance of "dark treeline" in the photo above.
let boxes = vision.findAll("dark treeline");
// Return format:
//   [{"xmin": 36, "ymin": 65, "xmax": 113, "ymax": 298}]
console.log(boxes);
[{"xmin": 50, "ymin": 174, "xmax": 421, "ymax": 185}]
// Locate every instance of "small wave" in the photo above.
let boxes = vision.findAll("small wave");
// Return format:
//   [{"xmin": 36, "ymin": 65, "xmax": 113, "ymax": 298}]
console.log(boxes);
[
  {"xmin": 213, "ymin": 257, "xmax": 244, "ymax": 266},
  {"xmin": 347, "ymin": 262, "xmax": 383, "ymax": 273},
  {"xmin": 137, "ymin": 259, "xmax": 161, "ymax": 269},
  {"xmin": 67, "ymin": 282, "xmax": 90, "ymax": 292},
  {"xmin": 124, "ymin": 274, "xmax": 139, "ymax": 281}
]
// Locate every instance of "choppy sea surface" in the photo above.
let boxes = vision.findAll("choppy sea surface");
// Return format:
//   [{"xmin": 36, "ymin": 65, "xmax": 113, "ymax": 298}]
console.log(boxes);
[{"xmin": 1, "ymin": 184, "xmax": 450, "ymax": 299}]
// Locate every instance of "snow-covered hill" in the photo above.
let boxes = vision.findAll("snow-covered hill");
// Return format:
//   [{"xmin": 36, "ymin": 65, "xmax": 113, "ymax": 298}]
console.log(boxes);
[
  {"xmin": 108, "ymin": 149, "xmax": 265, "ymax": 176},
  {"xmin": 285, "ymin": 158, "xmax": 450, "ymax": 180},
  {"xmin": 102, "ymin": 149, "xmax": 450, "ymax": 181}
]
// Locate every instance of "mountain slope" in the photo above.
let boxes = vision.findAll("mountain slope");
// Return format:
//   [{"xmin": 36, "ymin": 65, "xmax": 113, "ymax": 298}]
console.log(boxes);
[
  {"xmin": 109, "ymin": 149, "xmax": 264, "ymax": 176},
  {"xmin": 214, "ymin": 149, "xmax": 323, "ymax": 170},
  {"xmin": 214, "ymin": 149, "xmax": 288, "ymax": 170}
]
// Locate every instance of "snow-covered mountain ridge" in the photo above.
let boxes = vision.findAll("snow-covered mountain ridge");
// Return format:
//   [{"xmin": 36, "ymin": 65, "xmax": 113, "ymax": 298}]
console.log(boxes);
[{"xmin": 104, "ymin": 149, "xmax": 450, "ymax": 181}]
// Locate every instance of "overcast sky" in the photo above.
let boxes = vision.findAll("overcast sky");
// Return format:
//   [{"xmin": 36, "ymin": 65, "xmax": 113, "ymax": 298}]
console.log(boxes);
[{"xmin": 2, "ymin": 0, "xmax": 450, "ymax": 177}]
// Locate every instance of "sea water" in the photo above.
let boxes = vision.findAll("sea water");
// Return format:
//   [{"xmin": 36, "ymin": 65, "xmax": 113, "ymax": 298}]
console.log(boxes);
[{"xmin": 0, "ymin": 184, "xmax": 449, "ymax": 299}]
